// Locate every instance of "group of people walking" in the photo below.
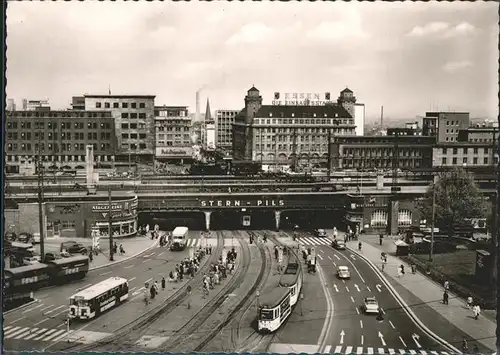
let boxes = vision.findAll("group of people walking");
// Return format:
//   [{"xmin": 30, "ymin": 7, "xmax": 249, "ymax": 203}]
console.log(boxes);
[{"xmin": 202, "ymin": 247, "xmax": 238, "ymax": 298}]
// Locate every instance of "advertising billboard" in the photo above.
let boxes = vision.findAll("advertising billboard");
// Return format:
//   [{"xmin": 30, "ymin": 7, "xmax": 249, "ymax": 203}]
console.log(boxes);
[{"xmin": 155, "ymin": 147, "xmax": 193, "ymax": 158}]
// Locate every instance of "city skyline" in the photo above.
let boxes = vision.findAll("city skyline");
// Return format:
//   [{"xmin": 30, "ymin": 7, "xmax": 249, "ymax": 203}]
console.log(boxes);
[{"xmin": 6, "ymin": 1, "xmax": 498, "ymax": 121}]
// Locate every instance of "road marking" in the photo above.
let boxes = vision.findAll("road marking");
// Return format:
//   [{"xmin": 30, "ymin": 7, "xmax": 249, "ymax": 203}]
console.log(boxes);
[
  {"xmin": 333, "ymin": 262, "xmax": 337, "ymax": 267},
  {"xmin": 34, "ymin": 318, "xmax": 50, "ymax": 326},
  {"xmin": 11, "ymin": 316, "xmax": 26, "ymax": 324},
  {"xmin": 354, "ymin": 284, "xmax": 360, "ymax": 292},
  {"xmin": 316, "ymin": 264, "xmax": 334, "ymax": 353},
  {"xmin": 376, "ymin": 284, "xmax": 382, "ymax": 292},
  {"xmin": 23, "ymin": 303, "xmax": 44, "ymax": 313},
  {"xmin": 355, "ymin": 307, "xmax": 360, "ymax": 314},
  {"xmin": 334, "ymin": 255, "xmax": 341, "ymax": 260},
  {"xmin": 24, "ymin": 328, "xmax": 47, "ymax": 340},
  {"xmin": 335, "ymin": 346, "xmax": 342, "ymax": 353},
  {"xmin": 367, "ymin": 347, "xmax": 374, "ymax": 354},
  {"xmin": 325, "ymin": 345, "xmax": 332, "ymax": 353},
  {"xmin": 388, "ymin": 349, "xmax": 395, "ymax": 354},
  {"xmin": 318, "ymin": 254, "xmax": 324, "ymax": 260},
  {"xmin": 380, "ymin": 307, "xmax": 385, "ymax": 314},
  {"xmin": 319, "ymin": 249, "xmax": 324, "ymax": 254},
  {"xmin": 412, "ymin": 334, "xmax": 422, "ymax": 348},
  {"xmin": 350, "ymin": 296, "xmax": 355, "ymax": 303},
  {"xmin": 359, "ymin": 320, "xmax": 363, "ymax": 329},
  {"xmin": 42, "ymin": 329, "xmax": 66, "ymax": 341},
  {"xmin": 334, "ymin": 284, "xmax": 339, "ymax": 292},
  {"xmin": 357, "ymin": 346, "xmax": 363, "ymax": 354},
  {"xmin": 54, "ymin": 308, "xmax": 68, "ymax": 317},
  {"xmin": 361, "ymin": 336, "xmax": 364, "ymax": 345},
  {"xmin": 158, "ymin": 252, "xmax": 164, "ymax": 257},
  {"xmin": 124, "ymin": 265, "xmax": 134, "ymax": 269},
  {"xmin": 345, "ymin": 346, "xmax": 353, "ymax": 354},
  {"xmin": 45, "ymin": 305, "xmax": 65, "ymax": 314},
  {"xmin": 350, "ymin": 254, "xmax": 356, "ymax": 261},
  {"xmin": 378, "ymin": 332, "xmax": 386, "ymax": 346},
  {"xmin": 129, "ymin": 277, "xmax": 136, "ymax": 282},
  {"xmin": 420, "ymin": 351, "xmax": 427, "ymax": 355},
  {"xmin": 100, "ymin": 271, "xmax": 112, "ymax": 276},
  {"xmin": 14, "ymin": 327, "xmax": 41, "ymax": 339},
  {"xmin": 145, "ymin": 277, "xmax": 152, "ymax": 284},
  {"xmin": 142, "ymin": 259, "xmax": 150, "ymax": 263},
  {"xmin": 328, "ymin": 255, "xmax": 332, "ymax": 260},
  {"xmin": 339, "ymin": 330, "xmax": 345, "ymax": 344},
  {"xmin": 346, "ymin": 286, "xmax": 350, "ymax": 292},
  {"xmin": 34, "ymin": 328, "xmax": 57, "ymax": 340},
  {"xmin": 409, "ymin": 350, "xmax": 417, "ymax": 355},
  {"xmin": 399, "ymin": 350, "xmax": 406, "ymax": 354},
  {"xmin": 430, "ymin": 352, "xmax": 439, "ymax": 355},
  {"xmin": 389, "ymin": 320, "xmax": 395, "ymax": 329},
  {"xmin": 378, "ymin": 348, "xmax": 385, "ymax": 354},
  {"xmin": 5, "ymin": 327, "xmax": 28, "ymax": 337},
  {"xmin": 51, "ymin": 330, "xmax": 70, "ymax": 343},
  {"xmin": 143, "ymin": 252, "xmax": 153, "ymax": 258},
  {"xmin": 367, "ymin": 286, "xmax": 371, "ymax": 292},
  {"xmin": 399, "ymin": 336, "xmax": 407, "ymax": 348}
]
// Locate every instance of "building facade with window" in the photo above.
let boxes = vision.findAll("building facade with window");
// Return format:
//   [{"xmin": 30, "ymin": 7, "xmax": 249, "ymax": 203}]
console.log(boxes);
[
  {"xmin": 215, "ymin": 109, "xmax": 240, "ymax": 149},
  {"xmin": 5, "ymin": 196, "xmax": 138, "ymax": 239},
  {"xmin": 80, "ymin": 95, "xmax": 156, "ymax": 163},
  {"xmin": 154, "ymin": 106, "xmax": 192, "ymax": 164},
  {"xmin": 458, "ymin": 126, "xmax": 498, "ymax": 144},
  {"xmin": 432, "ymin": 143, "xmax": 499, "ymax": 168},
  {"xmin": 5, "ymin": 110, "xmax": 116, "ymax": 174},
  {"xmin": 329, "ymin": 136, "xmax": 435, "ymax": 170},
  {"xmin": 422, "ymin": 112, "xmax": 470, "ymax": 143},
  {"xmin": 233, "ymin": 86, "xmax": 357, "ymax": 169}
]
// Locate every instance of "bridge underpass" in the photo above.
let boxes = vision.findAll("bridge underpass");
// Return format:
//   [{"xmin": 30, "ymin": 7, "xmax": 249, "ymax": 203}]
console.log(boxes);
[
  {"xmin": 210, "ymin": 210, "xmax": 275, "ymax": 230},
  {"xmin": 139, "ymin": 212, "xmax": 205, "ymax": 231},
  {"xmin": 280, "ymin": 209, "xmax": 345, "ymax": 230}
]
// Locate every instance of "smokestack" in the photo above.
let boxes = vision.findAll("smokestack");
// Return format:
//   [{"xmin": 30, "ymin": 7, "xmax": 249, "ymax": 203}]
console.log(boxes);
[
  {"xmin": 196, "ymin": 91, "xmax": 200, "ymax": 122},
  {"xmin": 380, "ymin": 106, "xmax": 384, "ymax": 128}
]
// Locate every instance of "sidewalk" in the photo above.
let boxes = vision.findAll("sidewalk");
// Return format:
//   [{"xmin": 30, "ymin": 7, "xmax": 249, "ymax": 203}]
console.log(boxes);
[
  {"xmin": 349, "ymin": 235, "xmax": 496, "ymax": 352},
  {"xmin": 44, "ymin": 233, "xmax": 159, "ymax": 271}
]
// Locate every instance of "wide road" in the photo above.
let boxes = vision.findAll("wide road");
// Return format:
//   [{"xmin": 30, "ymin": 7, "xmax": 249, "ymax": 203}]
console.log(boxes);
[
  {"xmin": 317, "ymin": 243, "xmax": 447, "ymax": 354},
  {"xmin": 2, "ymin": 230, "xmax": 223, "ymax": 352},
  {"xmin": 272, "ymin": 231, "xmax": 453, "ymax": 355}
]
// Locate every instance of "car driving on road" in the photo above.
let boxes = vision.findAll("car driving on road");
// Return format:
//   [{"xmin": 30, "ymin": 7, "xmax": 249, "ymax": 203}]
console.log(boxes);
[
  {"xmin": 362, "ymin": 297, "xmax": 380, "ymax": 314},
  {"xmin": 332, "ymin": 239, "xmax": 346, "ymax": 250},
  {"xmin": 60, "ymin": 241, "xmax": 87, "ymax": 255},
  {"xmin": 337, "ymin": 266, "xmax": 351, "ymax": 279},
  {"xmin": 314, "ymin": 229, "xmax": 327, "ymax": 238}
]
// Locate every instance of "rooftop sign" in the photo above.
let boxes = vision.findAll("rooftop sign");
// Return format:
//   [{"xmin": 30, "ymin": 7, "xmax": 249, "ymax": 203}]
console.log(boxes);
[{"xmin": 272, "ymin": 92, "xmax": 333, "ymax": 106}]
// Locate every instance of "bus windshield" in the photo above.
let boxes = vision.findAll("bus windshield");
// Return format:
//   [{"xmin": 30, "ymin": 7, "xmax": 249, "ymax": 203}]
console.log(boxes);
[
  {"xmin": 260, "ymin": 309, "xmax": 275, "ymax": 320},
  {"xmin": 70, "ymin": 297, "xmax": 88, "ymax": 306}
]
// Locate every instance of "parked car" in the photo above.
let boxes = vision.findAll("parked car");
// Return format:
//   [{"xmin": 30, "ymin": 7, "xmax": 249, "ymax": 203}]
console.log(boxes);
[
  {"xmin": 332, "ymin": 239, "xmax": 346, "ymax": 250},
  {"xmin": 362, "ymin": 297, "xmax": 380, "ymax": 314},
  {"xmin": 337, "ymin": 266, "xmax": 351, "ymax": 279},
  {"xmin": 60, "ymin": 241, "xmax": 87, "ymax": 255},
  {"xmin": 314, "ymin": 229, "xmax": 327, "ymax": 238},
  {"xmin": 17, "ymin": 233, "xmax": 35, "ymax": 244},
  {"xmin": 23, "ymin": 255, "xmax": 41, "ymax": 265}
]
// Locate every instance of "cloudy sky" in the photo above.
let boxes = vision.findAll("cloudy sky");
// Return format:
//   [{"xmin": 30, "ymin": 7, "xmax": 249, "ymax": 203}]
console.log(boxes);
[{"xmin": 6, "ymin": 1, "xmax": 498, "ymax": 121}]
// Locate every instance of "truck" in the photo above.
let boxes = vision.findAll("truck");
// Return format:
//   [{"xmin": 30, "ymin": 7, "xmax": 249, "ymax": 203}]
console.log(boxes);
[{"xmin": 170, "ymin": 226, "xmax": 188, "ymax": 251}]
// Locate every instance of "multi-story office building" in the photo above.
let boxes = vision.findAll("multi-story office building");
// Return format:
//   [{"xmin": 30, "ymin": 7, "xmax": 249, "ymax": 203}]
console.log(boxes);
[
  {"xmin": 7, "ymin": 99, "xmax": 16, "ymax": 112},
  {"xmin": 76, "ymin": 94, "xmax": 156, "ymax": 163},
  {"xmin": 215, "ymin": 109, "xmax": 239, "ymax": 149},
  {"xmin": 330, "ymin": 135, "xmax": 435, "ymax": 170},
  {"xmin": 422, "ymin": 112, "xmax": 470, "ymax": 143},
  {"xmin": 5, "ymin": 110, "xmax": 116, "ymax": 174},
  {"xmin": 432, "ymin": 143, "xmax": 498, "ymax": 168},
  {"xmin": 232, "ymin": 86, "xmax": 357, "ymax": 169},
  {"xmin": 154, "ymin": 105, "xmax": 192, "ymax": 164},
  {"xmin": 458, "ymin": 125, "xmax": 498, "ymax": 143}
]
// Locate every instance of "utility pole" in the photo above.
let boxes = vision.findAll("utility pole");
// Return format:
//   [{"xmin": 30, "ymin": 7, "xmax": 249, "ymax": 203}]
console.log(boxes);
[
  {"xmin": 429, "ymin": 174, "xmax": 437, "ymax": 262},
  {"xmin": 108, "ymin": 187, "xmax": 114, "ymax": 261},
  {"xmin": 37, "ymin": 137, "xmax": 45, "ymax": 263},
  {"xmin": 327, "ymin": 130, "xmax": 332, "ymax": 179}
]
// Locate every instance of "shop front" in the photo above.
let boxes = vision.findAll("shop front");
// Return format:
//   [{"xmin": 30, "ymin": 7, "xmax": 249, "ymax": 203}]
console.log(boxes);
[{"xmin": 45, "ymin": 196, "xmax": 138, "ymax": 239}]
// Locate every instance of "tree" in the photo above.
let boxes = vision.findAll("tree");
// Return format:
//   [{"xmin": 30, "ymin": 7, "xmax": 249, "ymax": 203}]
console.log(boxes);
[{"xmin": 417, "ymin": 167, "xmax": 488, "ymax": 235}]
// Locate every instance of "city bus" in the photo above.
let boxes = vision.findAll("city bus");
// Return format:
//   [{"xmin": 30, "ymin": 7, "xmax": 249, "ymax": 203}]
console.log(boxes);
[
  {"xmin": 69, "ymin": 277, "xmax": 129, "ymax": 320},
  {"xmin": 170, "ymin": 226, "xmax": 188, "ymax": 251}
]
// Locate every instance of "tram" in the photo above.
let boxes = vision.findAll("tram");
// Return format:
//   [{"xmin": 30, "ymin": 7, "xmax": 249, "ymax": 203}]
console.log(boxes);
[{"xmin": 257, "ymin": 253, "xmax": 303, "ymax": 333}]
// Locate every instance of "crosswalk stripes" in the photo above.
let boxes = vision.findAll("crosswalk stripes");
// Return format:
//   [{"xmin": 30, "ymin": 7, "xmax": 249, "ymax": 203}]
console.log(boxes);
[
  {"xmin": 297, "ymin": 237, "xmax": 332, "ymax": 246},
  {"xmin": 331, "ymin": 346, "xmax": 449, "ymax": 355},
  {"xmin": 184, "ymin": 237, "xmax": 240, "ymax": 248},
  {"xmin": 3, "ymin": 325, "xmax": 112, "ymax": 344}
]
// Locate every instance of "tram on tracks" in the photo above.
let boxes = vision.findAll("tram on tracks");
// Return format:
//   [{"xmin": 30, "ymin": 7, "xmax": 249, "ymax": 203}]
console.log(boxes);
[{"xmin": 257, "ymin": 254, "xmax": 303, "ymax": 333}]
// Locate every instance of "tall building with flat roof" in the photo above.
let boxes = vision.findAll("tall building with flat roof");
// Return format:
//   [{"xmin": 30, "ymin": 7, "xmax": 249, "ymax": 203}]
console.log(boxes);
[
  {"xmin": 81, "ymin": 94, "xmax": 156, "ymax": 163},
  {"xmin": 154, "ymin": 105, "xmax": 192, "ymax": 164},
  {"xmin": 215, "ymin": 109, "xmax": 240, "ymax": 149},
  {"xmin": 5, "ymin": 110, "xmax": 116, "ymax": 174},
  {"xmin": 422, "ymin": 112, "xmax": 469, "ymax": 143}
]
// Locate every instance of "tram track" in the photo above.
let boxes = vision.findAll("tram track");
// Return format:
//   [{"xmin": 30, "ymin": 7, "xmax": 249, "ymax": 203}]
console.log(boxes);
[
  {"xmin": 157, "ymin": 230, "xmax": 268, "ymax": 352},
  {"xmin": 54, "ymin": 232, "xmax": 224, "ymax": 352}
]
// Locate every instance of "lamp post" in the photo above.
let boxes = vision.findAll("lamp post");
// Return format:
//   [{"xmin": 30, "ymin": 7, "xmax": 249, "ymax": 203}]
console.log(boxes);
[{"xmin": 429, "ymin": 174, "xmax": 437, "ymax": 262}]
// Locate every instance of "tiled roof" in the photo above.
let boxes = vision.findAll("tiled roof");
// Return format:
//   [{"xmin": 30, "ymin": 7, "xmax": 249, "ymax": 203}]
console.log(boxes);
[
  {"xmin": 255, "ymin": 104, "xmax": 352, "ymax": 119},
  {"xmin": 248, "ymin": 86, "xmax": 259, "ymax": 92},
  {"xmin": 341, "ymin": 88, "xmax": 353, "ymax": 93}
]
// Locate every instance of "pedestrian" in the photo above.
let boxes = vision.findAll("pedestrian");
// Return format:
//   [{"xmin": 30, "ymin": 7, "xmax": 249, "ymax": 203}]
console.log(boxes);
[
  {"xmin": 462, "ymin": 338, "xmax": 469, "ymax": 353},
  {"xmin": 400, "ymin": 264, "xmax": 405, "ymax": 277},
  {"xmin": 89, "ymin": 251, "xmax": 93, "ymax": 262},
  {"xmin": 161, "ymin": 277, "xmax": 166, "ymax": 290},
  {"xmin": 379, "ymin": 234, "xmax": 383, "ymax": 246},
  {"xmin": 473, "ymin": 304, "xmax": 481, "ymax": 320},
  {"xmin": 274, "ymin": 246, "xmax": 279, "ymax": 260},
  {"xmin": 444, "ymin": 280, "xmax": 450, "ymax": 291},
  {"xmin": 443, "ymin": 291, "xmax": 449, "ymax": 305},
  {"xmin": 154, "ymin": 281, "xmax": 159, "ymax": 294},
  {"xmin": 150, "ymin": 284, "xmax": 156, "ymax": 300},
  {"xmin": 467, "ymin": 296, "xmax": 473, "ymax": 308},
  {"xmin": 411, "ymin": 263, "xmax": 416, "ymax": 274}
]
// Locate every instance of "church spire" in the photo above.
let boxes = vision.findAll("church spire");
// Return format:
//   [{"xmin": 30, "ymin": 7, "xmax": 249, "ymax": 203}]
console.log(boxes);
[{"xmin": 205, "ymin": 98, "xmax": 212, "ymax": 122}]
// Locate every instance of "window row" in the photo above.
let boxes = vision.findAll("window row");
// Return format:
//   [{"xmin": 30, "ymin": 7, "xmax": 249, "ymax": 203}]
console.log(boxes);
[
  {"xmin": 442, "ymin": 147, "xmax": 491, "ymax": 154},
  {"xmin": 121, "ymin": 133, "xmax": 148, "ymax": 139},
  {"xmin": 255, "ymin": 144, "xmax": 328, "ymax": 151},
  {"xmin": 96, "ymin": 101, "xmax": 146, "ymax": 109},
  {"xmin": 156, "ymin": 141, "xmax": 192, "ymax": 146},
  {"xmin": 6, "ymin": 143, "xmax": 111, "ymax": 152},
  {"xmin": 120, "ymin": 123, "xmax": 147, "ymax": 130},
  {"xmin": 343, "ymin": 149, "xmax": 423, "ymax": 158},
  {"xmin": 441, "ymin": 157, "xmax": 498, "ymax": 165},
  {"xmin": 120, "ymin": 143, "xmax": 148, "ymax": 150},
  {"xmin": 157, "ymin": 134, "xmax": 191, "ymax": 140},
  {"xmin": 6, "ymin": 121, "xmax": 112, "ymax": 130},
  {"xmin": 6, "ymin": 155, "xmax": 114, "ymax": 163},
  {"xmin": 121, "ymin": 112, "xmax": 147, "ymax": 119},
  {"xmin": 156, "ymin": 126, "xmax": 190, "ymax": 132}
]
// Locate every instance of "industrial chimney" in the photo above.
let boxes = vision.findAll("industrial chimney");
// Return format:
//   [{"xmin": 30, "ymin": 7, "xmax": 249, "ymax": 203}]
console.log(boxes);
[
  {"xmin": 196, "ymin": 91, "xmax": 200, "ymax": 122},
  {"xmin": 380, "ymin": 106, "xmax": 384, "ymax": 129}
]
